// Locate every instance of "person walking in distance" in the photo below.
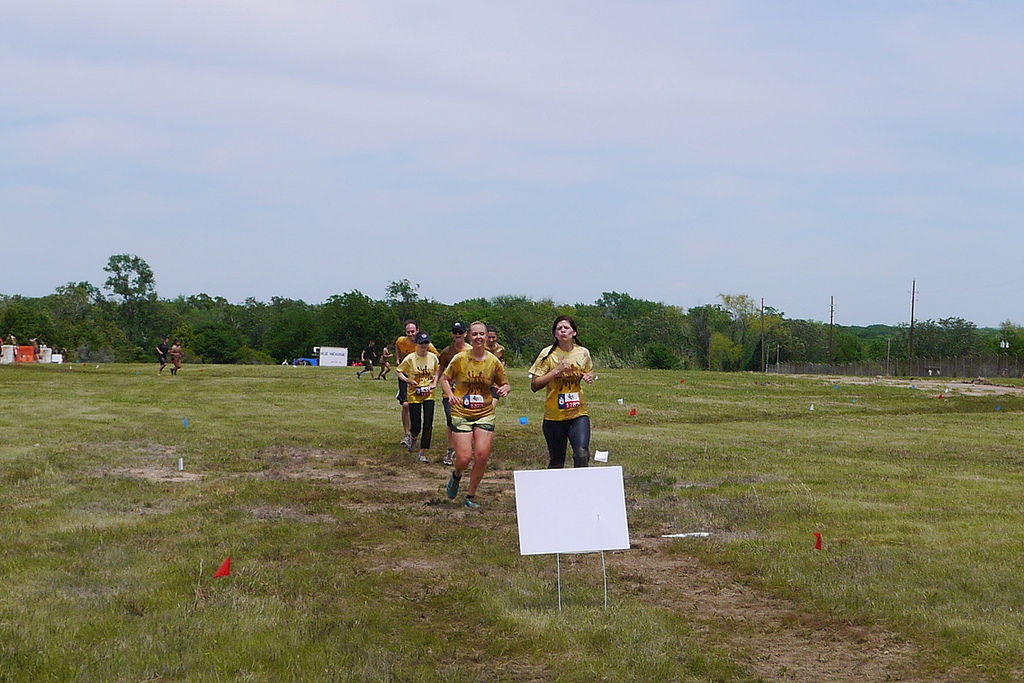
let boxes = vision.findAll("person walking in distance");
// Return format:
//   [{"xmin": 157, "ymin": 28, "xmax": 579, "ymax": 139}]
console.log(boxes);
[
  {"xmin": 529, "ymin": 315, "xmax": 594, "ymax": 468},
  {"xmin": 442, "ymin": 321, "xmax": 511, "ymax": 508},
  {"xmin": 396, "ymin": 332, "xmax": 440, "ymax": 463}
]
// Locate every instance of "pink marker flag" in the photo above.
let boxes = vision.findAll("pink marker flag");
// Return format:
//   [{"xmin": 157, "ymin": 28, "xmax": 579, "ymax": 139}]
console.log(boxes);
[{"xmin": 213, "ymin": 556, "xmax": 232, "ymax": 578}]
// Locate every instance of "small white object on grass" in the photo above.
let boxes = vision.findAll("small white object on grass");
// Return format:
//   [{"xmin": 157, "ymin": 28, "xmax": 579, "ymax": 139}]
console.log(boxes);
[
  {"xmin": 661, "ymin": 532, "xmax": 713, "ymax": 538},
  {"xmin": 594, "ymin": 450, "xmax": 609, "ymax": 462}
]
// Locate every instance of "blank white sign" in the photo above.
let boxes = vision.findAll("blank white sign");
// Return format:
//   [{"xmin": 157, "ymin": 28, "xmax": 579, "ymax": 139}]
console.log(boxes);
[{"xmin": 514, "ymin": 466, "xmax": 630, "ymax": 555}]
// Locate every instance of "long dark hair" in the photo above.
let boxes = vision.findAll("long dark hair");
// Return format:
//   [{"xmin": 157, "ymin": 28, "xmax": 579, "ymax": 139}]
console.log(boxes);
[{"xmin": 542, "ymin": 315, "xmax": 579, "ymax": 361}]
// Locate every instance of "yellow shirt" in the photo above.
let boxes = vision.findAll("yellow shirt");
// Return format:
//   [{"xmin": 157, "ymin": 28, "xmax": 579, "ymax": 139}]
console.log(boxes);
[
  {"xmin": 528, "ymin": 344, "xmax": 593, "ymax": 421},
  {"xmin": 397, "ymin": 352, "xmax": 440, "ymax": 403},
  {"xmin": 395, "ymin": 335, "xmax": 439, "ymax": 363},
  {"xmin": 444, "ymin": 350, "xmax": 509, "ymax": 420},
  {"xmin": 486, "ymin": 342, "xmax": 506, "ymax": 364}
]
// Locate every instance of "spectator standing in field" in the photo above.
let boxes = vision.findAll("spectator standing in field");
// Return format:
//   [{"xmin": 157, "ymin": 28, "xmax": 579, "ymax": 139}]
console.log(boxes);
[
  {"xmin": 356, "ymin": 340, "xmax": 377, "ymax": 378},
  {"xmin": 396, "ymin": 332, "xmax": 440, "ymax": 463},
  {"xmin": 169, "ymin": 339, "xmax": 184, "ymax": 376},
  {"xmin": 529, "ymin": 315, "xmax": 594, "ymax": 468},
  {"xmin": 156, "ymin": 337, "xmax": 170, "ymax": 374},
  {"xmin": 442, "ymin": 321, "xmax": 511, "ymax": 509},
  {"xmin": 376, "ymin": 343, "xmax": 392, "ymax": 380},
  {"xmin": 394, "ymin": 320, "xmax": 440, "ymax": 448},
  {"xmin": 436, "ymin": 322, "xmax": 470, "ymax": 465}
]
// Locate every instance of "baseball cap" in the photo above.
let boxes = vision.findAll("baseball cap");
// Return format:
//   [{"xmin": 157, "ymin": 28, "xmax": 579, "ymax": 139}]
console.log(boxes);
[
  {"xmin": 415, "ymin": 332, "xmax": 431, "ymax": 344},
  {"xmin": 451, "ymin": 322, "xmax": 467, "ymax": 333}
]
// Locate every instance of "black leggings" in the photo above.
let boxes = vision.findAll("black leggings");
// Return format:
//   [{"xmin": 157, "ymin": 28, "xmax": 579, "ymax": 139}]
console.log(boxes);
[
  {"xmin": 543, "ymin": 415, "xmax": 591, "ymax": 469},
  {"xmin": 409, "ymin": 400, "xmax": 435, "ymax": 449}
]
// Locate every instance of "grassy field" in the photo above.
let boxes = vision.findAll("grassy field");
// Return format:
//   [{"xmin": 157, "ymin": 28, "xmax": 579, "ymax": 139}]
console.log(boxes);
[{"xmin": 2, "ymin": 363, "xmax": 1024, "ymax": 682}]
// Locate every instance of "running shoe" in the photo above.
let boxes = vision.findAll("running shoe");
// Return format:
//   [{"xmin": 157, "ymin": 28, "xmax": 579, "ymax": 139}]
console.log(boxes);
[
  {"xmin": 407, "ymin": 437, "xmax": 418, "ymax": 453},
  {"xmin": 446, "ymin": 472, "xmax": 461, "ymax": 499},
  {"xmin": 464, "ymin": 496, "xmax": 481, "ymax": 509},
  {"xmin": 443, "ymin": 448, "xmax": 455, "ymax": 466},
  {"xmin": 418, "ymin": 452, "xmax": 429, "ymax": 463},
  {"xmin": 400, "ymin": 434, "xmax": 413, "ymax": 448}
]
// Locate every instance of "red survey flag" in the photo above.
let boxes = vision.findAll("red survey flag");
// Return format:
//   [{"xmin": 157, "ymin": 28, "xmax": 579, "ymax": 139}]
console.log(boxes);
[
  {"xmin": 213, "ymin": 556, "xmax": 232, "ymax": 578},
  {"xmin": 629, "ymin": 408, "xmax": 637, "ymax": 416},
  {"xmin": 814, "ymin": 533, "xmax": 822, "ymax": 550}
]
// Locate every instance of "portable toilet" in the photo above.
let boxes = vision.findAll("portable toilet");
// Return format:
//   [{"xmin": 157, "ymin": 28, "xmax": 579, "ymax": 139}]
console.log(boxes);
[{"xmin": 0, "ymin": 345, "xmax": 14, "ymax": 364}]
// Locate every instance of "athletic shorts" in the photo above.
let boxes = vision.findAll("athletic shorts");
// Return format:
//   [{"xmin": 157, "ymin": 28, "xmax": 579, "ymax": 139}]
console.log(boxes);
[
  {"xmin": 396, "ymin": 377, "xmax": 408, "ymax": 404},
  {"xmin": 450, "ymin": 414, "xmax": 496, "ymax": 433}
]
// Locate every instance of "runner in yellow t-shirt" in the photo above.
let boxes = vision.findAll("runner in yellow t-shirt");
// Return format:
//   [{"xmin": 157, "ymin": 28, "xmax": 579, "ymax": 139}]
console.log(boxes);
[
  {"xmin": 396, "ymin": 332, "xmax": 441, "ymax": 463},
  {"xmin": 441, "ymin": 321, "xmax": 510, "ymax": 509},
  {"xmin": 529, "ymin": 315, "xmax": 594, "ymax": 468},
  {"xmin": 436, "ymin": 321, "xmax": 470, "ymax": 465},
  {"xmin": 394, "ymin": 320, "xmax": 440, "ymax": 448}
]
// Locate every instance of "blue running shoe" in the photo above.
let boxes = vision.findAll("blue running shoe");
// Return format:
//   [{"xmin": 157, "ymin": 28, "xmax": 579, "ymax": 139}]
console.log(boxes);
[
  {"xmin": 464, "ymin": 496, "xmax": 481, "ymax": 509},
  {"xmin": 446, "ymin": 472, "xmax": 461, "ymax": 499}
]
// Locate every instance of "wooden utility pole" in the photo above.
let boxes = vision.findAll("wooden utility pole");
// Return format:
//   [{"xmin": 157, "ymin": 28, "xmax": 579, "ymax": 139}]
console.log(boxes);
[
  {"xmin": 760, "ymin": 298, "xmax": 766, "ymax": 372},
  {"xmin": 828, "ymin": 296, "xmax": 835, "ymax": 367},
  {"xmin": 909, "ymin": 280, "xmax": 916, "ymax": 358}
]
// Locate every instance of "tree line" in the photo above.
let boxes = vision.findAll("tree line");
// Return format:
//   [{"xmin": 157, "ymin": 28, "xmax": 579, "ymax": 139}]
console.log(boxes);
[{"xmin": 2, "ymin": 254, "xmax": 1022, "ymax": 369}]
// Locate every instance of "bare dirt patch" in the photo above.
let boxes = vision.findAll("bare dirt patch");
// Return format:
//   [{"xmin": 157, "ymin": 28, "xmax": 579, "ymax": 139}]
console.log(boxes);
[
  {"xmin": 826, "ymin": 375, "xmax": 1024, "ymax": 397},
  {"xmin": 616, "ymin": 538, "xmax": 951, "ymax": 682},
  {"xmin": 109, "ymin": 466, "xmax": 204, "ymax": 482}
]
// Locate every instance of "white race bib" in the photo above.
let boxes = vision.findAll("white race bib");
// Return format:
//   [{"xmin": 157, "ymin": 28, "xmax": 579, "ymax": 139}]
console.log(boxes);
[
  {"xmin": 463, "ymin": 394, "xmax": 485, "ymax": 409},
  {"xmin": 558, "ymin": 392, "xmax": 581, "ymax": 409}
]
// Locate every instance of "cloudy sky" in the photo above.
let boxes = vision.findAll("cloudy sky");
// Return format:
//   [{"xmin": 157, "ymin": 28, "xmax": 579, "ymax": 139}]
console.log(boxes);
[{"xmin": 3, "ymin": 1, "xmax": 1023, "ymax": 326}]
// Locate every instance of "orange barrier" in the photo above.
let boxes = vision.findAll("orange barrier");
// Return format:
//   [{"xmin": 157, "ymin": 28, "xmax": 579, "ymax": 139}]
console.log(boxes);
[{"xmin": 16, "ymin": 346, "xmax": 35, "ymax": 363}]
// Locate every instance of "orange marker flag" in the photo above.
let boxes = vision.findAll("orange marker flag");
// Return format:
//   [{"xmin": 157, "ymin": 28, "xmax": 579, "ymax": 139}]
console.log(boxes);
[
  {"xmin": 629, "ymin": 408, "xmax": 637, "ymax": 416},
  {"xmin": 814, "ymin": 533, "xmax": 822, "ymax": 550},
  {"xmin": 213, "ymin": 556, "xmax": 232, "ymax": 578}
]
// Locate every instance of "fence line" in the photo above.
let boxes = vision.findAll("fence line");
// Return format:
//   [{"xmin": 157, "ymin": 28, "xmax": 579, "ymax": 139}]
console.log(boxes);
[{"xmin": 772, "ymin": 355, "xmax": 1023, "ymax": 379}]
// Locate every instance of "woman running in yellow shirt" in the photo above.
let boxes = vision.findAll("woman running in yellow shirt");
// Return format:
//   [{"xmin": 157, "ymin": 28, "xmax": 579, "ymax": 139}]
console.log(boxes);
[{"xmin": 441, "ymin": 321, "xmax": 511, "ymax": 508}]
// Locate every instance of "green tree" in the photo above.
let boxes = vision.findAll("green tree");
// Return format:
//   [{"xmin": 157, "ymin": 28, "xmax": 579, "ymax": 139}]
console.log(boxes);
[
  {"xmin": 685, "ymin": 304, "xmax": 733, "ymax": 369},
  {"xmin": 102, "ymin": 254, "xmax": 157, "ymax": 351},
  {"xmin": 193, "ymin": 322, "xmax": 244, "ymax": 363},
  {"xmin": 264, "ymin": 299, "xmax": 316, "ymax": 362},
  {"xmin": 644, "ymin": 342, "xmax": 680, "ymax": 369},
  {"xmin": 893, "ymin": 317, "xmax": 984, "ymax": 358},
  {"xmin": 708, "ymin": 331, "xmax": 744, "ymax": 371},
  {"xmin": 0, "ymin": 297, "xmax": 56, "ymax": 347},
  {"xmin": 319, "ymin": 291, "xmax": 394, "ymax": 351}
]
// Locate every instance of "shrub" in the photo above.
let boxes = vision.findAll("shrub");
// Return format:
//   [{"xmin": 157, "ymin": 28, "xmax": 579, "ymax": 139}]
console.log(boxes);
[{"xmin": 643, "ymin": 343, "xmax": 680, "ymax": 369}]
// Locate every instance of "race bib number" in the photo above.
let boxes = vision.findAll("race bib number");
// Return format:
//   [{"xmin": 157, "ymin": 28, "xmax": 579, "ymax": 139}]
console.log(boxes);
[
  {"xmin": 416, "ymin": 386, "xmax": 432, "ymax": 396},
  {"xmin": 462, "ymin": 394, "xmax": 485, "ymax": 410},
  {"xmin": 558, "ymin": 392, "xmax": 581, "ymax": 410}
]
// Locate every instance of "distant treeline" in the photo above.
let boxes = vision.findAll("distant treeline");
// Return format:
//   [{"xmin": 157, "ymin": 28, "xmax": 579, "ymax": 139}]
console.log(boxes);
[{"xmin": 2, "ymin": 255, "xmax": 1022, "ymax": 368}]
